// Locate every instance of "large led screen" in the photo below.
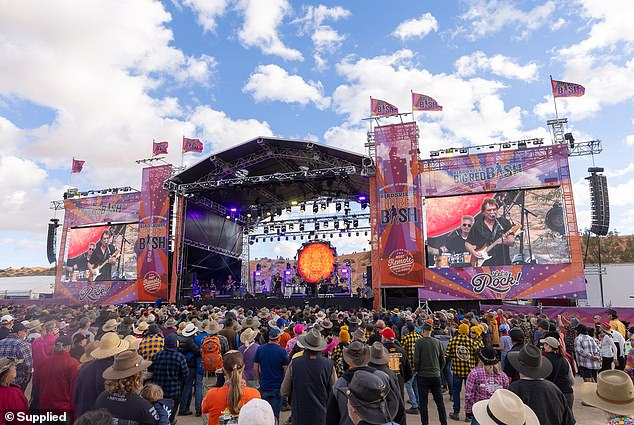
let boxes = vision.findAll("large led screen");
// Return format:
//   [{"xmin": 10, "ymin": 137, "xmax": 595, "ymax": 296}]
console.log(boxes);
[
  {"xmin": 425, "ymin": 187, "xmax": 570, "ymax": 268},
  {"xmin": 62, "ymin": 223, "xmax": 139, "ymax": 282}
]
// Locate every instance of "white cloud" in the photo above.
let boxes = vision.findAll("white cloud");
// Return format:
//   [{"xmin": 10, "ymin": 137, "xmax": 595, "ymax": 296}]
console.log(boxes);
[
  {"xmin": 180, "ymin": 0, "xmax": 228, "ymax": 32},
  {"xmin": 626, "ymin": 135, "xmax": 634, "ymax": 146},
  {"xmin": 323, "ymin": 125, "xmax": 367, "ymax": 154},
  {"xmin": 458, "ymin": 0, "xmax": 556, "ymax": 40},
  {"xmin": 550, "ymin": 18, "xmax": 566, "ymax": 31},
  {"xmin": 455, "ymin": 51, "xmax": 539, "ymax": 81},
  {"xmin": 392, "ymin": 13, "xmax": 438, "ymax": 41},
  {"xmin": 236, "ymin": 0, "xmax": 303, "ymax": 61},
  {"xmin": 243, "ymin": 64, "xmax": 331, "ymax": 109},
  {"xmin": 295, "ymin": 5, "xmax": 350, "ymax": 70}
]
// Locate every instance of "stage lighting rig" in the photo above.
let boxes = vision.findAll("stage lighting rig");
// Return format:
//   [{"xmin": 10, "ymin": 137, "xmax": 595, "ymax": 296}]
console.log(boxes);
[
  {"xmin": 300, "ymin": 204, "xmax": 306, "ymax": 213},
  {"xmin": 313, "ymin": 204, "xmax": 319, "ymax": 214}
]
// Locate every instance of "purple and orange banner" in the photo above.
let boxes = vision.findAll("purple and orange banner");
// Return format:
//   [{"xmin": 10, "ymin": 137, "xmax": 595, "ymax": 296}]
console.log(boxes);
[
  {"xmin": 183, "ymin": 137, "xmax": 203, "ymax": 153},
  {"xmin": 412, "ymin": 92, "xmax": 442, "ymax": 111},
  {"xmin": 136, "ymin": 165, "xmax": 171, "ymax": 301},
  {"xmin": 370, "ymin": 97, "xmax": 398, "ymax": 117},
  {"xmin": 551, "ymin": 78, "xmax": 585, "ymax": 98},
  {"xmin": 63, "ymin": 193, "xmax": 140, "ymax": 227},
  {"xmin": 371, "ymin": 122, "xmax": 425, "ymax": 287},
  {"xmin": 71, "ymin": 159, "xmax": 85, "ymax": 173},
  {"xmin": 152, "ymin": 141, "xmax": 168, "ymax": 156}
]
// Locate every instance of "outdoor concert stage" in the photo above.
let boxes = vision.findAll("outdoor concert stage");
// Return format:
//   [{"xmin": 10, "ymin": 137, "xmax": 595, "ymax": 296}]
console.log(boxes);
[{"xmin": 185, "ymin": 295, "xmax": 364, "ymax": 310}]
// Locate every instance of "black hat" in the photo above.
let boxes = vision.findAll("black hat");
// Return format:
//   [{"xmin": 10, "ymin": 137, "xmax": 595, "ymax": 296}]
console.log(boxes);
[
  {"xmin": 507, "ymin": 344, "xmax": 552, "ymax": 379},
  {"xmin": 11, "ymin": 323, "xmax": 26, "ymax": 334},
  {"xmin": 477, "ymin": 347, "xmax": 498, "ymax": 365},
  {"xmin": 509, "ymin": 328, "xmax": 524, "ymax": 342},
  {"xmin": 338, "ymin": 370, "xmax": 399, "ymax": 425}
]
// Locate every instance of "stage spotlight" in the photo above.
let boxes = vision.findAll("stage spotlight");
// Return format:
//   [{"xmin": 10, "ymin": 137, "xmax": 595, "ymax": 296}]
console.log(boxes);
[
  {"xmin": 564, "ymin": 132, "xmax": 575, "ymax": 149},
  {"xmin": 257, "ymin": 263, "xmax": 261, "ymax": 271},
  {"xmin": 324, "ymin": 222, "xmax": 329, "ymax": 228},
  {"xmin": 358, "ymin": 195, "xmax": 367, "ymax": 209},
  {"xmin": 277, "ymin": 237, "xmax": 280, "ymax": 241},
  {"xmin": 289, "ymin": 224, "xmax": 294, "ymax": 230},
  {"xmin": 266, "ymin": 209, "xmax": 271, "ymax": 216},
  {"xmin": 336, "ymin": 202, "xmax": 342, "ymax": 212},
  {"xmin": 299, "ymin": 223, "xmax": 305, "ymax": 231},
  {"xmin": 344, "ymin": 201, "xmax": 350, "ymax": 210},
  {"xmin": 313, "ymin": 204, "xmax": 319, "ymax": 214},
  {"xmin": 315, "ymin": 222, "xmax": 320, "ymax": 230},
  {"xmin": 281, "ymin": 225, "xmax": 286, "ymax": 233},
  {"xmin": 339, "ymin": 232, "xmax": 342, "ymax": 237},
  {"xmin": 356, "ymin": 232, "xmax": 359, "ymax": 236},
  {"xmin": 263, "ymin": 226, "xmax": 269, "ymax": 234},
  {"xmin": 291, "ymin": 200, "xmax": 298, "ymax": 206},
  {"xmin": 249, "ymin": 239, "xmax": 254, "ymax": 245},
  {"xmin": 330, "ymin": 234, "xmax": 333, "ymax": 238},
  {"xmin": 246, "ymin": 213, "xmax": 252, "ymax": 218},
  {"xmin": 334, "ymin": 221, "xmax": 339, "ymax": 229},
  {"xmin": 286, "ymin": 206, "xmax": 291, "ymax": 213},
  {"xmin": 300, "ymin": 235, "xmax": 304, "ymax": 240},
  {"xmin": 353, "ymin": 219, "xmax": 358, "ymax": 228},
  {"xmin": 276, "ymin": 207, "xmax": 282, "ymax": 216},
  {"xmin": 270, "ymin": 237, "xmax": 274, "ymax": 242},
  {"xmin": 300, "ymin": 204, "xmax": 306, "ymax": 213},
  {"xmin": 225, "ymin": 214, "xmax": 230, "ymax": 219},
  {"xmin": 364, "ymin": 231, "xmax": 368, "ymax": 236},
  {"xmin": 321, "ymin": 203, "xmax": 327, "ymax": 211},
  {"xmin": 293, "ymin": 236, "xmax": 296, "ymax": 240}
]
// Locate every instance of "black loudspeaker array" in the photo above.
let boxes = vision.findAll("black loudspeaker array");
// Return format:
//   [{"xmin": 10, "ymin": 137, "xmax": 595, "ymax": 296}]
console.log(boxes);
[
  {"xmin": 586, "ymin": 169, "xmax": 609, "ymax": 236},
  {"xmin": 366, "ymin": 266, "xmax": 372, "ymax": 289},
  {"xmin": 46, "ymin": 219, "xmax": 60, "ymax": 264}
]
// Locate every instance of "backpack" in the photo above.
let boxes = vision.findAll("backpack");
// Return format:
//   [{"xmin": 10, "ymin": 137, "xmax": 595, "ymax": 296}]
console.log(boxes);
[{"xmin": 201, "ymin": 336, "xmax": 223, "ymax": 372}]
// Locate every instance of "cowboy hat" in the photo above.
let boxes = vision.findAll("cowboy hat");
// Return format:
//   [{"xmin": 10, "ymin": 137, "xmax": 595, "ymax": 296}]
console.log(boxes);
[
  {"xmin": 0, "ymin": 357, "xmax": 22, "ymax": 375},
  {"xmin": 347, "ymin": 315, "xmax": 361, "ymax": 325},
  {"xmin": 338, "ymin": 370, "xmax": 399, "ymax": 425},
  {"xmin": 369, "ymin": 342, "xmax": 389, "ymax": 365},
  {"xmin": 507, "ymin": 344, "xmax": 552, "ymax": 379},
  {"xmin": 473, "ymin": 389, "xmax": 539, "ymax": 425},
  {"xmin": 297, "ymin": 328, "xmax": 327, "ymax": 352},
  {"xmin": 351, "ymin": 328, "xmax": 367, "ymax": 343},
  {"xmin": 315, "ymin": 311, "xmax": 326, "ymax": 320},
  {"xmin": 80, "ymin": 341, "xmax": 100, "ymax": 363},
  {"xmin": 124, "ymin": 335, "xmax": 141, "ymax": 351},
  {"xmin": 27, "ymin": 320, "xmax": 42, "ymax": 331},
  {"xmin": 240, "ymin": 328, "xmax": 257, "ymax": 345},
  {"xmin": 343, "ymin": 341, "xmax": 370, "ymax": 367},
  {"xmin": 182, "ymin": 323, "xmax": 198, "ymax": 337},
  {"xmin": 204, "ymin": 321, "xmax": 223, "ymax": 335},
  {"xmin": 579, "ymin": 370, "xmax": 634, "ymax": 416},
  {"xmin": 102, "ymin": 351, "xmax": 151, "ymax": 380},
  {"xmin": 133, "ymin": 321, "xmax": 149, "ymax": 335},
  {"xmin": 241, "ymin": 317, "xmax": 260, "ymax": 329},
  {"xmin": 102, "ymin": 319, "xmax": 118, "ymax": 333},
  {"xmin": 320, "ymin": 319, "xmax": 333, "ymax": 329},
  {"xmin": 257, "ymin": 308, "xmax": 270, "ymax": 319},
  {"xmin": 92, "ymin": 333, "xmax": 130, "ymax": 359},
  {"xmin": 164, "ymin": 317, "xmax": 177, "ymax": 327}
]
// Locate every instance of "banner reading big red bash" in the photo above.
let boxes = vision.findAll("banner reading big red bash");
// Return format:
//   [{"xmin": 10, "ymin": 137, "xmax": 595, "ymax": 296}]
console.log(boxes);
[
  {"xmin": 136, "ymin": 165, "xmax": 171, "ymax": 301},
  {"xmin": 372, "ymin": 122, "xmax": 425, "ymax": 286}
]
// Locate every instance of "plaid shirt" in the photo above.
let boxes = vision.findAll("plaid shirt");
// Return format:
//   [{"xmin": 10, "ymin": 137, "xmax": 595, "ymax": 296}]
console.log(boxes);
[
  {"xmin": 149, "ymin": 348, "xmax": 189, "ymax": 398},
  {"xmin": 464, "ymin": 365, "xmax": 509, "ymax": 413},
  {"xmin": 575, "ymin": 334, "xmax": 601, "ymax": 370},
  {"xmin": 331, "ymin": 342, "xmax": 347, "ymax": 377},
  {"xmin": 446, "ymin": 334, "xmax": 479, "ymax": 377},
  {"xmin": 400, "ymin": 331, "xmax": 422, "ymax": 366},
  {"xmin": 139, "ymin": 334, "xmax": 164, "ymax": 360},
  {"xmin": 519, "ymin": 321, "xmax": 533, "ymax": 345},
  {"xmin": 0, "ymin": 336, "xmax": 33, "ymax": 389}
]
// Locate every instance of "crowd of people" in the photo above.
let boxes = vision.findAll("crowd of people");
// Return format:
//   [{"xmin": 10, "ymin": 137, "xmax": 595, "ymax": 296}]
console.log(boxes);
[{"xmin": 0, "ymin": 303, "xmax": 633, "ymax": 425}]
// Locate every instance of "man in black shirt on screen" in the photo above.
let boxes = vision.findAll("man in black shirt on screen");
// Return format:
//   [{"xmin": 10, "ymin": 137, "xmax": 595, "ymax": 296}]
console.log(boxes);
[{"xmin": 465, "ymin": 198, "xmax": 515, "ymax": 266}]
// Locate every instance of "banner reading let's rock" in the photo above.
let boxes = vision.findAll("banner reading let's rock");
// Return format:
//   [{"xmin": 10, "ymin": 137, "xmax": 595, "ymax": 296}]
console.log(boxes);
[
  {"xmin": 136, "ymin": 165, "xmax": 171, "ymax": 301},
  {"xmin": 372, "ymin": 122, "xmax": 425, "ymax": 286}
]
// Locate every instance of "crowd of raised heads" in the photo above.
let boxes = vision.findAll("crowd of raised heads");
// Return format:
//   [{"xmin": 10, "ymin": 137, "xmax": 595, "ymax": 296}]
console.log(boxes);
[{"xmin": 0, "ymin": 303, "xmax": 633, "ymax": 425}]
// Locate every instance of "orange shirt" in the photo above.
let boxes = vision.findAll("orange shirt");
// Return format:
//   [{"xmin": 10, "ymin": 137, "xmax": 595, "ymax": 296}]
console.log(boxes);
[
  {"xmin": 279, "ymin": 331, "xmax": 292, "ymax": 349},
  {"xmin": 201, "ymin": 385, "xmax": 261, "ymax": 425}
]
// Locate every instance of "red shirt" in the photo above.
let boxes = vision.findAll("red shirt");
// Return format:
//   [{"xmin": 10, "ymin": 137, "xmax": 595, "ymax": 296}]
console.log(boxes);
[
  {"xmin": 0, "ymin": 384, "xmax": 30, "ymax": 425},
  {"xmin": 34, "ymin": 351, "xmax": 79, "ymax": 416}
]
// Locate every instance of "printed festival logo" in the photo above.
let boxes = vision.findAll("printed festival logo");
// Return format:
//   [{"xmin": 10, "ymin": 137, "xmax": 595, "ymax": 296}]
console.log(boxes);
[
  {"xmin": 470, "ymin": 270, "xmax": 522, "ymax": 295},
  {"xmin": 143, "ymin": 271, "xmax": 162, "ymax": 294},
  {"xmin": 387, "ymin": 249, "xmax": 415, "ymax": 276},
  {"xmin": 78, "ymin": 283, "xmax": 110, "ymax": 302}
]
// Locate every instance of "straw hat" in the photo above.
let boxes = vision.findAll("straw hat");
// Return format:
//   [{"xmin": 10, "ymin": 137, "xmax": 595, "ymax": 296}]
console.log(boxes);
[
  {"xmin": 315, "ymin": 311, "xmax": 326, "ymax": 320},
  {"xmin": 240, "ymin": 328, "xmax": 257, "ymax": 345},
  {"xmin": 91, "ymin": 333, "xmax": 130, "ymax": 359},
  {"xmin": 473, "ymin": 389, "xmax": 539, "ymax": 425},
  {"xmin": 182, "ymin": 323, "xmax": 198, "ymax": 337},
  {"xmin": 102, "ymin": 351, "xmax": 151, "ymax": 380},
  {"xmin": 27, "ymin": 320, "xmax": 42, "ymax": 331},
  {"xmin": 0, "ymin": 357, "xmax": 22, "ymax": 374},
  {"xmin": 203, "ymin": 321, "xmax": 223, "ymax": 335},
  {"xmin": 579, "ymin": 370, "xmax": 634, "ymax": 416},
  {"xmin": 80, "ymin": 341, "xmax": 100, "ymax": 363},
  {"xmin": 241, "ymin": 317, "xmax": 260, "ymax": 329},
  {"xmin": 257, "ymin": 308, "xmax": 270, "ymax": 319},
  {"xmin": 164, "ymin": 317, "xmax": 177, "ymax": 327},
  {"xmin": 133, "ymin": 321, "xmax": 149, "ymax": 335},
  {"xmin": 124, "ymin": 335, "xmax": 140, "ymax": 351},
  {"xmin": 102, "ymin": 319, "xmax": 118, "ymax": 333}
]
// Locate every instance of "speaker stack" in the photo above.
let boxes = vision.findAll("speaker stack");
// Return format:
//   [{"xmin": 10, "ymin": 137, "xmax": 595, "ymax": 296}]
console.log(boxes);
[
  {"xmin": 586, "ymin": 167, "xmax": 610, "ymax": 236},
  {"xmin": 46, "ymin": 218, "xmax": 60, "ymax": 264}
]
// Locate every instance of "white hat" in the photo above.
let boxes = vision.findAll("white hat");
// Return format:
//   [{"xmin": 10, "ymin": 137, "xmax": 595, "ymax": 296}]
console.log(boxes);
[
  {"xmin": 237, "ymin": 399, "xmax": 275, "ymax": 425},
  {"xmin": 0, "ymin": 315, "xmax": 14, "ymax": 324},
  {"xmin": 473, "ymin": 389, "xmax": 538, "ymax": 425},
  {"xmin": 182, "ymin": 323, "xmax": 198, "ymax": 337}
]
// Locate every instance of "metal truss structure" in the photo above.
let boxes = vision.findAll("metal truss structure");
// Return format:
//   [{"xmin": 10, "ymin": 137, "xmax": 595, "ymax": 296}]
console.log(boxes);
[{"xmin": 184, "ymin": 238, "xmax": 242, "ymax": 260}]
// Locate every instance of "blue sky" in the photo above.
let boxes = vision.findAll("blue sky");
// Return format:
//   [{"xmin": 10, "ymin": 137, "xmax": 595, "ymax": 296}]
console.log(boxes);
[{"xmin": 0, "ymin": 0, "xmax": 633, "ymax": 268}]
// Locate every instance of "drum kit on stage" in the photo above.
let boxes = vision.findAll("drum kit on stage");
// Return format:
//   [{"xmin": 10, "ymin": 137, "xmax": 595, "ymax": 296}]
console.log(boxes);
[{"xmin": 434, "ymin": 252, "xmax": 472, "ymax": 268}]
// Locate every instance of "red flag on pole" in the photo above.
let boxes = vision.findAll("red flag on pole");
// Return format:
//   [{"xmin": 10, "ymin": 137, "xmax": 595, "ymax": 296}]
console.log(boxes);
[
  {"xmin": 370, "ymin": 97, "xmax": 399, "ymax": 116},
  {"xmin": 182, "ymin": 137, "xmax": 203, "ymax": 153},
  {"xmin": 551, "ymin": 78, "xmax": 585, "ymax": 98},
  {"xmin": 152, "ymin": 141, "xmax": 169, "ymax": 156},
  {"xmin": 412, "ymin": 92, "xmax": 443, "ymax": 111},
  {"xmin": 71, "ymin": 159, "xmax": 85, "ymax": 173}
]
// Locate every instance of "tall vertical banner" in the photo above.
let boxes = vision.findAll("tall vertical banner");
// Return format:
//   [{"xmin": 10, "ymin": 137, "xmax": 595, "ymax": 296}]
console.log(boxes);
[
  {"xmin": 373, "ymin": 122, "xmax": 425, "ymax": 286},
  {"xmin": 136, "ymin": 165, "xmax": 171, "ymax": 301}
]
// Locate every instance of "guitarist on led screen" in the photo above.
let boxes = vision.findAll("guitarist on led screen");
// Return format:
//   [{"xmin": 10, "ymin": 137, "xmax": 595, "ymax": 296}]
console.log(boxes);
[
  {"xmin": 89, "ymin": 229, "xmax": 118, "ymax": 281},
  {"xmin": 465, "ymin": 198, "xmax": 517, "ymax": 267}
]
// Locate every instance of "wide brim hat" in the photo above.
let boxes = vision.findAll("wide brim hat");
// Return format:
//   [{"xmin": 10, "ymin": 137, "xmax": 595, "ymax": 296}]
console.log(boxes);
[
  {"xmin": 472, "ymin": 389, "xmax": 539, "ymax": 425},
  {"xmin": 204, "ymin": 321, "xmax": 223, "ymax": 335},
  {"xmin": 347, "ymin": 315, "xmax": 361, "ymax": 325},
  {"xmin": 27, "ymin": 320, "xmax": 42, "ymax": 331},
  {"xmin": 320, "ymin": 319, "xmax": 333, "ymax": 329},
  {"xmin": 80, "ymin": 341, "xmax": 100, "ymax": 363},
  {"xmin": 182, "ymin": 323, "xmax": 198, "ymax": 337},
  {"xmin": 165, "ymin": 317, "xmax": 177, "ymax": 327},
  {"xmin": 338, "ymin": 370, "xmax": 399, "ymax": 425},
  {"xmin": 241, "ymin": 317, "xmax": 260, "ymax": 329},
  {"xmin": 102, "ymin": 351, "xmax": 151, "ymax": 380},
  {"xmin": 133, "ymin": 321, "xmax": 149, "ymax": 335},
  {"xmin": 102, "ymin": 319, "xmax": 118, "ymax": 333},
  {"xmin": 240, "ymin": 328, "xmax": 257, "ymax": 345},
  {"xmin": 124, "ymin": 335, "xmax": 140, "ymax": 351},
  {"xmin": 507, "ymin": 344, "xmax": 552, "ymax": 379},
  {"xmin": 0, "ymin": 357, "xmax": 22, "ymax": 374},
  {"xmin": 92, "ymin": 333, "xmax": 130, "ymax": 359},
  {"xmin": 297, "ymin": 329, "xmax": 328, "ymax": 352},
  {"xmin": 257, "ymin": 308, "xmax": 270, "ymax": 319},
  {"xmin": 579, "ymin": 370, "xmax": 634, "ymax": 416},
  {"xmin": 315, "ymin": 311, "xmax": 326, "ymax": 320},
  {"xmin": 369, "ymin": 342, "xmax": 389, "ymax": 365},
  {"xmin": 343, "ymin": 341, "xmax": 371, "ymax": 367},
  {"xmin": 351, "ymin": 328, "xmax": 367, "ymax": 343}
]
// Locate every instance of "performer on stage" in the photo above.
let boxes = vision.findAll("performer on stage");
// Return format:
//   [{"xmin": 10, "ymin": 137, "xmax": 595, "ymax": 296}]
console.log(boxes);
[
  {"xmin": 440, "ymin": 215, "xmax": 474, "ymax": 254},
  {"xmin": 225, "ymin": 275, "xmax": 236, "ymax": 294},
  {"xmin": 272, "ymin": 272, "xmax": 282, "ymax": 296},
  {"xmin": 89, "ymin": 230, "xmax": 117, "ymax": 281},
  {"xmin": 465, "ymin": 198, "xmax": 515, "ymax": 266},
  {"xmin": 66, "ymin": 242, "xmax": 96, "ymax": 281}
]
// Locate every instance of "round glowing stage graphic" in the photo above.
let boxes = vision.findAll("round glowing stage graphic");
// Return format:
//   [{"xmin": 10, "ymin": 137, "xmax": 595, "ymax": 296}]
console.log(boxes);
[{"xmin": 296, "ymin": 241, "xmax": 337, "ymax": 283}]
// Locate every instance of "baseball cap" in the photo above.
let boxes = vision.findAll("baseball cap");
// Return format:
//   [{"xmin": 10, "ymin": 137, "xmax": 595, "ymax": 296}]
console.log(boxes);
[
  {"xmin": 0, "ymin": 315, "xmax": 14, "ymax": 324},
  {"xmin": 269, "ymin": 328, "xmax": 282, "ymax": 340},
  {"xmin": 56, "ymin": 334, "xmax": 73, "ymax": 347},
  {"xmin": 237, "ymin": 399, "xmax": 275, "ymax": 425}
]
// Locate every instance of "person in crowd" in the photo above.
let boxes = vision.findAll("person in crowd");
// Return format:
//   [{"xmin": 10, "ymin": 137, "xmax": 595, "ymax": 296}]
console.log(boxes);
[
  {"xmin": 238, "ymin": 327, "xmax": 260, "ymax": 388},
  {"xmin": 579, "ymin": 369, "xmax": 634, "ymax": 424},
  {"xmin": 368, "ymin": 341, "xmax": 402, "ymax": 401},
  {"xmin": 74, "ymin": 408, "xmax": 114, "ymax": 425},
  {"xmin": 413, "ymin": 322, "xmax": 447, "ymax": 425},
  {"xmin": 368, "ymin": 320, "xmax": 386, "ymax": 345},
  {"xmin": 74, "ymin": 331, "xmax": 130, "ymax": 417},
  {"xmin": 497, "ymin": 325, "xmax": 512, "ymax": 370},
  {"xmin": 285, "ymin": 323, "xmax": 304, "ymax": 357},
  {"xmin": 599, "ymin": 322, "xmax": 617, "ymax": 373},
  {"xmin": 464, "ymin": 347, "xmax": 509, "ymax": 424},
  {"xmin": 32, "ymin": 334, "xmax": 79, "ymax": 419},
  {"xmin": 26, "ymin": 320, "xmax": 43, "ymax": 343},
  {"xmin": 400, "ymin": 321, "xmax": 422, "ymax": 413},
  {"xmin": 559, "ymin": 315, "xmax": 580, "ymax": 356},
  {"xmin": 202, "ymin": 350, "xmax": 260, "ymax": 425},
  {"xmin": 575, "ymin": 324, "xmax": 601, "ymax": 383},
  {"xmin": 446, "ymin": 323, "xmax": 480, "ymax": 421},
  {"xmin": 0, "ymin": 357, "xmax": 29, "ymax": 425},
  {"xmin": 139, "ymin": 323, "xmax": 164, "ymax": 361},
  {"xmin": 0, "ymin": 315, "xmax": 13, "ymax": 341},
  {"xmin": 94, "ymin": 350, "xmax": 158, "ymax": 425},
  {"xmin": 277, "ymin": 318, "xmax": 292, "ymax": 350},
  {"xmin": 219, "ymin": 315, "xmax": 239, "ymax": 350},
  {"xmin": 237, "ymin": 398, "xmax": 275, "ymax": 425},
  {"xmin": 162, "ymin": 317, "xmax": 178, "ymax": 336},
  {"xmin": 342, "ymin": 370, "xmax": 400, "ymax": 425},
  {"xmin": 0, "ymin": 323, "xmax": 32, "ymax": 391},
  {"xmin": 32, "ymin": 320, "xmax": 58, "ymax": 371},
  {"xmin": 608, "ymin": 322, "xmax": 626, "ymax": 371},
  {"xmin": 254, "ymin": 327, "xmax": 289, "ymax": 420},
  {"xmin": 380, "ymin": 326, "xmax": 412, "ymax": 406},
  {"xmin": 178, "ymin": 322, "xmax": 201, "ymax": 416},
  {"xmin": 331, "ymin": 326, "xmax": 349, "ymax": 378},
  {"xmin": 508, "ymin": 344, "xmax": 575, "ymax": 425},
  {"xmin": 608, "ymin": 309, "xmax": 627, "ymax": 338},
  {"xmin": 73, "ymin": 317, "xmax": 95, "ymax": 343},
  {"xmin": 148, "ymin": 333, "xmax": 188, "ymax": 419},
  {"xmin": 433, "ymin": 323, "xmax": 453, "ymax": 398},
  {"xmin": 71, "ymin": 333, "xmax": 87, "ymax": 363},
  {"xmin": 541, "ymin": 336, "xmax": 575, "ymax": 411},
  {"xmin": 99, "ymin": 319, "xmax": 119, "ymax": 340},
  {"xmin": 471, "ymin": 389, "xmax": 539, "ymax": 425},
  {"xmin": 140, "ymin": 383, "xmax": 174, "ymax": 425},
  {"xmin": 281, "ymin": 327, "xmax": 337, "ymax": 425},
  {"xmin": 502, "ymin": 328, "xmax": 526, "ymax": 383}
]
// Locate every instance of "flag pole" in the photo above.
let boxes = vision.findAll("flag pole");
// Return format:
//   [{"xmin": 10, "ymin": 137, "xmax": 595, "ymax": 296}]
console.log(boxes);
[
  {"xmin": 411, "ymin": 90, "xmax": 415, "ymax": 122},
  {"xmin": 69, "ymin": 157, "xmax": 73, "ymax": 187},
  {"xmin": 550, "ymin": 75, "xmax": 560, "ymax": 120},
  {"xmin": 181, "ymin": 135, "xmax": 184, "ymax": 168}
]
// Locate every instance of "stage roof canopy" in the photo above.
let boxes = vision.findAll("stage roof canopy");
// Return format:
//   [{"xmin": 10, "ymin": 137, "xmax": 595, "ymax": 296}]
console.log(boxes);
[{"xmin": 167, "ymin": 137, "xmax": 373, "ymax": 208}]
